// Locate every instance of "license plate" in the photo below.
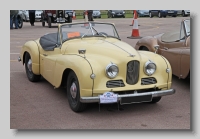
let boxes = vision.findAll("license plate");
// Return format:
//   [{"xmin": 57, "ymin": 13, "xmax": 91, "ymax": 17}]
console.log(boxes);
[
  {"xmin": 168, "ymin": 11, "xmax": 174, "ymax": 13},
  {"xmin": 57, "ymin": 18, "xmax": 65, "ymax": 22},
  {"xmin": 100, "ymin": 92, "xmax": 118, "ymax": 104},
  {"xmin": 120, "ymin": 95, "xmax": 152, "ymax": 105}
]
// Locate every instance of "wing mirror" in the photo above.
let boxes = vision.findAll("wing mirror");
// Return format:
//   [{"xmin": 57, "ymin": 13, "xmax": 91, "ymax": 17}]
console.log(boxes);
[{"xmin": 154, "ymin": 45, "xmax": 160, "ymax": 54}]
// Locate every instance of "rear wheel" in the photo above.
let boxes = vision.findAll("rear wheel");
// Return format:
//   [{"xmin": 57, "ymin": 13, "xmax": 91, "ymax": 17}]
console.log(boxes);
[
  {"xmin": 25, "ymin": 53, "xmax": 41, "ymax": 82},
  {"xmin": 67, "ymin": 71, "xmax": 87, "ymax": 112},
  {"xmin": 149, "ymin": 12, "xmax": 153, "ymax": 18}
]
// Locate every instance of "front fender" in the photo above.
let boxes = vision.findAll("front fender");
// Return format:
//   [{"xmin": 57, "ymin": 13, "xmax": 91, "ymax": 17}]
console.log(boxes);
[
  {"xmin": 53, "ymin": 55, "xmax": 93, "ymax": 97},
  {"xmin": 135, "ymin": 36, "xmax": 158, "ymax": 52},
  {"xmin": 20, "ymin": 40, "xmax": 40, "ymax": 75}
]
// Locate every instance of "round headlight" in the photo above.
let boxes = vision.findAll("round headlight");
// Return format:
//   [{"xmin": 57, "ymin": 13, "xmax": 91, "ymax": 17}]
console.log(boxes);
[
  {"xmin": 65, "ymin": 14, "xmax": 68, "ymax": 18},
  {"xmin": 144, "ymin": 60, "xmax": 156, "ymax": 76},
  {"xmin": 105, "ymin": 63, "xmax": 119, "ymax": 79},
  {"xmin": 53, "ymin": 14, "xmax": 56, "ymax": 18}
]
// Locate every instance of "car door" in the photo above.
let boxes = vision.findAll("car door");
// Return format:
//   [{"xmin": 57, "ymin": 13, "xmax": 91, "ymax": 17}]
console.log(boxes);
[
  {"xmin": 159, "ymin": 20, "xmax": 190, "ymax": 78},
  {"xmin": 39, "ymin": 33, "xmax": 62, "ymax": 85}
]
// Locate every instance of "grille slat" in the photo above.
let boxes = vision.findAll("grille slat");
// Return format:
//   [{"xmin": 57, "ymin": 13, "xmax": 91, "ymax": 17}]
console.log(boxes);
[
  {"xmin": 141, "ymin": 77, "xmax": 157, "ymax": 85},
  {"xmin": 106, "ymin": 80, "xmax": 125, "ymax": 88},
  {"xmin": 126, "ymin": 61, "xmax": 140, "ymax": 85}
]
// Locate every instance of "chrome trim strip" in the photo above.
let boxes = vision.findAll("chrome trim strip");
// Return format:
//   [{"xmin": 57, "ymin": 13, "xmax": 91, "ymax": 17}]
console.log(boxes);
[{"xmin": 80, "ymin": 89, "xmax": 175, "ymax": 103}]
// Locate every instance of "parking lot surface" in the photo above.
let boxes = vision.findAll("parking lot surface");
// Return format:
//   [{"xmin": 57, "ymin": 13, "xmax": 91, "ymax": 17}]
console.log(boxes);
[{"xmin": 10, "ymin": 17, "xmax": 190, "ymax": 129}]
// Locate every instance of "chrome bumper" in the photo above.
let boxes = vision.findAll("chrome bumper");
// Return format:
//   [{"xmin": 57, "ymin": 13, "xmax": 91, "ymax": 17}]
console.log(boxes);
[{"xmin": 80, "ymin": 89, "xmax": 175, "ymax": 103}]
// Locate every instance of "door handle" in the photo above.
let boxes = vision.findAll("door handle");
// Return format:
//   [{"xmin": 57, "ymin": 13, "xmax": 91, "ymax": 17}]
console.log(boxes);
[{"xmin": 43, "ymin": 54, "xmax": 48, "ymax": 56}]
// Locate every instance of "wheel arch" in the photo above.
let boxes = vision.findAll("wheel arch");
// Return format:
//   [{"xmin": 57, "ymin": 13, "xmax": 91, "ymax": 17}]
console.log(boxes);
[
  {"xmin": 53, "ymin": 55, "xmax": 94, "ymax": 97},
  {"xmin": 135, "ymin": 36, "xmax": 158, "ymax": 52},
  {"xmin": 20, "ymin": 41, "xmax": 40, "ymax": 75}
]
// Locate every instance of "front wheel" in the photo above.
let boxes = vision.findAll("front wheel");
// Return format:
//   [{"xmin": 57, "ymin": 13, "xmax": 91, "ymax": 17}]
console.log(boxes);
[
  {"xmin": 158, "ymin": 12, "xmax": 162, "ymax": 18},
  {"xmin": 68, "ymin": 16, "xmax": 72, "ymax": 23},
  {"xmin": 149, "ymin": 12, "xmax": 153, "ymax": 18},
  {"xmin": 48, "ymin": 16, "xmax": 51, "ymax": 28},
  {"xmin": 25, "ymin": 53, "xmax": 41, "ymax": 82},
  {"xmin": 67, "ymin": 71, "xmax": 87, "ymax": 112}
]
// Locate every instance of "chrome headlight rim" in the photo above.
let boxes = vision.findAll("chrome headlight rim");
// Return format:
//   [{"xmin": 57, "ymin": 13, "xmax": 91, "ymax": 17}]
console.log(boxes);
[
  {"xmin": 65, "ymin": 14, "xmax": 68, "ymax": 18},
  {"xmin": 53, "ymin": 14, "xmax": 56, "ymax": 18},
  {"xmin": 105, "ymin": 63, "xmax": 119, "ymax": 79},
  {"xmin": 144, "ymin": 60, "xmax": 156, "ymax": 76}
]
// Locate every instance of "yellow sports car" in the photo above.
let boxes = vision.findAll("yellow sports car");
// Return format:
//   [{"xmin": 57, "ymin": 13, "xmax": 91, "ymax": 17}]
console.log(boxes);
[{"xmin": 18, "ymin": 22, "xmax": 175, "ymax": 112}]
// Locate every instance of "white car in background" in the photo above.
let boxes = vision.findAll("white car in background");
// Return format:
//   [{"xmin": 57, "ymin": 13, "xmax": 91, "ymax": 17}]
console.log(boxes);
[
  {"xmin": 35, "ymin": 10, "xmax": 42, "ymax": 21},
  {"xmin": 177, "ymin": 10, "xmax": 190, "ymax": 17},
  {"xmin": 19, "ymin": 10, "xmax": 29, "ymax": 22}
]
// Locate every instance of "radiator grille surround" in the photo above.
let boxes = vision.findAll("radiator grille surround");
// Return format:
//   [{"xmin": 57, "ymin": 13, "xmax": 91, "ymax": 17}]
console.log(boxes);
[{"xmin": 126, "ymin": 61, "xmax": 140, "ymax": 85}]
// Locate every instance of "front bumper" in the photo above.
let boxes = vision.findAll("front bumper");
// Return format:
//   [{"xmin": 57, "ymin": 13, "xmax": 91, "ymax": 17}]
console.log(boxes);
[{"xmin": 80, "ymin": 88, "xmax": 175, "ymax": 104}]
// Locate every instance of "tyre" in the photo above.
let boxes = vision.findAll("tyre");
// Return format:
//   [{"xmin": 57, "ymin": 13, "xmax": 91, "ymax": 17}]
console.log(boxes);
[
  {"xmin": 68, "ymin": 16, "xmax": 72, "ymax": 23},
  {"xmin": 67, "ymin": 71, "xmax": 87, "ymax": 112},
  {"xmin": 158, "ymin": 12, "xmax": 162, "ymax": 18},
  {"xmin": 25, "ymin": 53, "xmax": 41, "ymax": 82},
  {"xmin": 149, "ymin": 12, "xmax": 153, "ymax": 18},
  {"xmin": 48, "ymin": 16, "xmax": 51, "ymax": 28}
]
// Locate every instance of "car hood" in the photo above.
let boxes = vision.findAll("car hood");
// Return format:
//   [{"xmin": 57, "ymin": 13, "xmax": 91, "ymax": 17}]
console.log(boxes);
[{"xmin": 62, "ymin": 37, "xmax": 141, "ymax": 61}]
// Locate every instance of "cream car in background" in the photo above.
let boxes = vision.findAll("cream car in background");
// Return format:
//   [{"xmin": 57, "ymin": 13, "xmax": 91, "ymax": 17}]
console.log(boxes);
[
  {"xmin": 18, "ymin": 22, "xmax": 175, "ymax": 112},
  {"xmin": 135, "ymin": 19, "xmax": 190, "ymax": 79}
]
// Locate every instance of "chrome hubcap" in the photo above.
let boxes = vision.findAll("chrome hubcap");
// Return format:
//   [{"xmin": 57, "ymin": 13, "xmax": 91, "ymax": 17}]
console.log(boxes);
[
  {"xmin": 27, "ymin": 59, "xmax": 32, "ymax": 72},
  {"xmin": 70, "ymin": 82, "xmax": 77, "ymax": 99}
]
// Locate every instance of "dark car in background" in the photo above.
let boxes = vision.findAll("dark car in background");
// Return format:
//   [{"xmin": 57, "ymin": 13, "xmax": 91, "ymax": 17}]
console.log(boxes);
[
  {"xmin": 167, "ymin": 10, "xmax": 178, "ymax": 17},
  {"xmin": 107, "ymin": 10, "xmax": 125, "ymax": 18},
  {"xmin": 149, "ymin": 10, "xmax": 177, "ymax": 18},
  {"xmin": 41, "ymin": 10, "xmax": 73, "ymax": 28}
]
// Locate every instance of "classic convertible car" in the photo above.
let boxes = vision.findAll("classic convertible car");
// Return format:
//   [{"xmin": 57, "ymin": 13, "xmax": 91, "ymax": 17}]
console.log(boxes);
[
  {"xmin": 135, "ymin": 19, "xmax": 190, "ymax": 79},
  {"xmin": 18, "ymin": 22, "xmax": 175, "ymax": 112}
]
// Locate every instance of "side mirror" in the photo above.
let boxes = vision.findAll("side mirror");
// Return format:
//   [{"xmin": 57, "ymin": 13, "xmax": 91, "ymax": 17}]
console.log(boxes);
[{"xmin": 154, "ymin": 45, "xmax": 159, "ymax": 54}]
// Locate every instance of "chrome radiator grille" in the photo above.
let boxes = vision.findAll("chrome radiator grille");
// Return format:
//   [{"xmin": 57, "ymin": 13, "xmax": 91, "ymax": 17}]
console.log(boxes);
[
  {"xmin": 126, "ymin": 61, "xmax": 140, "ymax": 85},
  {"xmin": 106, "ymin": 80, "xmax": 125, "ymax": 88},
  {"xmin": 141, "ymin": 77, "xmax": 157, "ymax": 85}
]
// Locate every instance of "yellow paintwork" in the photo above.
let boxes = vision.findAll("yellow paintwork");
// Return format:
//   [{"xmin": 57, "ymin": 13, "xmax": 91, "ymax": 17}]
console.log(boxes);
[{"xmin": 20, "ymin": 23, "xmax": 172, "ymax": 98}]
